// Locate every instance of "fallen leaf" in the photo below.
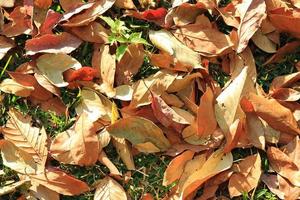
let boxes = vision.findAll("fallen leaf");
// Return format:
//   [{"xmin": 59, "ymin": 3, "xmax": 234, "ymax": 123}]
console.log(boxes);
[
  {"xmin": 261, "ymin": 174, "xmax": 285, "ymax": 199},
  {"xmin": 76, "ymin": 89, "xmax": 111, "ymax": 122},
  {"xmin": 30, "ymin": 168, "xmax": 89, "ymax": 195},
  {"xmin": 70, "ymin": 22, "xmax": 109, "ymax": 43},
  {"xmin": 0, "ymin": 0, "xmax": 15, "ymax": 7},
  {"xmin": 36, "ymin": 53, "xmax": 82, "ymax": 87},
  {"xmin": 223, "ymin": 118, "xmax": 245, "ymax": 153},
  {"xmin": 270, "ymin": 72, "xmax": 300, "ymax": 92},
  {"xmin": 106, "ymin": 116, "xmax": 171, "ymax": 152},
  {"xmin": 28, "ymin": 184, "xmax": 60, "ymax": 200},
  {"xmin": 228, "ymin": 154, "xmax": 262, "ymax": 197},
  {"xmin": 269, "ymin": 8, "xmax": 300, "ymax": 39},
  {"xmin": 243, "ymin": 93, "xmax": 300, "ymax": 135},
  {"xmin": 0, "ymin": 78, "xmax": 34, "ymax": 97},
  {"xmin": 98, "ymin": 151, "xmax": 121, "ymax": 175},
  {"xmin": 0, "ymin": 140, "xmax": 38, "ymax": 174},
  {"xmin": 115, "ymin": 0, "xmax": 136, "ymax": 9},
  {"xmin": 63, "ymin": 0, "xmax": 115, "ymax": 27},
  {"xmin": 115, "ymin": 44, "xmax": 144, "ymax": 85},
  {"xmin": 151, "ymin": 93, "xmax": 189, "ymax": 132},
  {"xmin": 197, "ymin": 86, "xmax": 217, "ymax": 137},
  {"xmin": 0, "ymin": 179, "xmax": 30, "ymax": 196},
  {"xmin": 34, "ymin": 71, "xmax": 61, "ymax": 96},
  {"xmin": 245, "ymin": 113, "xmax": 266, "ymax": 150},
  {"xmin": 34, "ymin": 0, "xmax": 52, "ymax": 8},
  {"xmin": 142, "ymin": 8, "xmax": 167, "ymax": 21},
  {"xmin": 25, "ymin": 32, "xmax": 82, "ymax": 55},
  {"xmin": 1, "ymin": 6, "xmax": 32, "ymax": 37},
  {"xmin": 66, "ymin": 67, "xmax": 98, "ymax": 82},
  {"xmin": 267, "ymin": 146, "xmax": 300, "ymax": 187},
  {"xmin": 0, "ymin": 36, "xmax": 15, "ymax": 60},
  {"xmin": 94, "ymin": 176, "xmax": 127, "ymax": 200},
  {"xmin": 235, "ymin": 0, "xmax": 266, "ymax": 53},
  {"xmin": 177, "ymin": 149, "xmax": 233, "ymax": 199},
  {"xmin": 149, "ymin": 30, "xmax": 202, "ymax": 69},
  {"xmin": 163, "ymin": 150, "xmax": 194, "ymax": 186},
  {"xmin": 215, "ymin": 67, "xmax": 248, "ymax": 133},
  {"xmin": 272, "ymin": 88, "xmax": 300, "ymax": 101},
  {"xmin": 251, "ymin": 29, "xmax": 277, "ymax": 53},
  {"xmin": 50, "ymin": 113, "xmax": 100, "ymax": 166},
  {"xmin": 2, "ymin": 109, "xmax": 48, "ymax": 169}
]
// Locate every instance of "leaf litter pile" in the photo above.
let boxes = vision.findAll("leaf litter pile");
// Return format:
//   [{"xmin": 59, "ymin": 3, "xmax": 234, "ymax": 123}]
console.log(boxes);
[{"xmin": 1, "ymin": 0, "xmax": 300, "ymax": 199}]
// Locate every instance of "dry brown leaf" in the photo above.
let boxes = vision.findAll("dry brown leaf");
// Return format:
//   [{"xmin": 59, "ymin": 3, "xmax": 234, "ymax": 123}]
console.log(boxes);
[
  {"xmin": 224, "ymin": 118, "xmax": 245, "ymax": 153},
  {"xmin": 149, "ymin": 30, "xmax": 202, "ymax": 68},
  {"xmin": 282, "ymin": 136, "xmax": 300, "ymax": 168},
  {"xmin": 269, "ymin": 8, "xmax": 300, "ymax": 38},
  {"xmin": 270, "ymin": 72, "xmax": 300, "ymax": 92},
  {"xmin": 71, "ymin": 22, "xmax": 109, "ymax": 43},
  {"xmin": 0, "ymin": 36, "xmax": 14, "ymax": 60},
  {"xmin": 228, "ymin": 154, "xmax": 262, "ymax": 198},
  {"xmin": 34, "ymin": 71, "xmax": 61, "ymax": 97},
  {"xmin": 244, "ymin": 93, "xmax": 300, "ymax": 135},
  {"xmin": 0, "ymin": 78, "xmax": 34, "ymax": 97},
  {"xmin": 28, "ymin": 184, "xmax": 60, "ymax": 200},
  {"xmin": 94, "ymin": 176, "xmax": 127, "ymax": 200},
  {"xmin": 0, "ymin": 140, "xmax": 38, "ymax": 174},
  {"xmin": 115, "ymin": 0, "xmax": 136, "ymax": 9},
  {"xmin": 63, "ymin": 0, "xmax": 115, "ymax": 27},
  {"xmin": 163, "ymin": 150, "xmax": 194, "ymax": 186},
  {"xmin": 251, "ymin": 29, "xmax": 277, "ymax": 53},
  {"xmin": 272, "ymin": 88, "xmax": 300, "ymax": 101},
  {"xmin": 177, "ymin": 149, "xmax": 233, "ymax": 199},
  {"xmin": 50, "ymin": 113, "xmax": 100, "ymax": 166},
  {"xmin": 129, "ymin": 70, "xmax": 176, "ymax": 108},
  {"xmin": 215, "ymin": 67, "xmax": 248, "ymax": 133},
  {"xmin": 106, "ymin": 116, "xmax": 171, "ymax": 152},
  {"xmin": 36, "ymin": 53, "xmax": 82, "ymax": 87},
  {"xmin": 76, "ymin": 89, "xmax": 112, "ymax": 122},
  {"xmin": 30, "ymin": 168, "xmax": 89, "ymax": 195},
  {"xmin": 172, "ymin": 21, "xmax": 234, "ymax": 56},
  {"xmin": 2, "ymin": 109, "xmax": 48, "ymax": 169},
  {"xmin": 235, "ymin": 0, "xmax": 266, "ymax": 53},
  {"xmin": 98, "ymin": 151, "xmax": 121, "ymax": 175},
  {"xmin": 2, "ymin": 6, "xmax": 32, "ymax": 37},
  {"xmin": 161, "ymin": 92, "xmax": 184, "ymax": 107},
  {"xmin": 197, "ymin": 86, "xmax": 217, "ymax": 137},
  {"xmin": 167, "ymin": 72, "xmax": 202, "ymax": 93},
  {"xmin": 25, "ymin": 32, "xmax": 82, "ymax": 55},
  {"xmin": 246, "ymin": 113, "xmax": 266, "ymax": 150},
  {"xmin": 151, "ymin": 93, "xmax": 190, "ymax": 132},
  {"xmin": 0, "ymin": 179, "xmax": 30, "ymax": 196},
  {"xmin": 116, "ymin": 44, "xmax": 144, "ymax": 85},
  {"xmin": 267, "ymin": 146, "xmax": 300, "ymax": 186}
]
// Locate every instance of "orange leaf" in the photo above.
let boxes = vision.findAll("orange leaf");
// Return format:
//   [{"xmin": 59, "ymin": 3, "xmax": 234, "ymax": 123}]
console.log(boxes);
[{"xmin": 30, "ymin": 168, "xmax": 89, "ymax": 195}]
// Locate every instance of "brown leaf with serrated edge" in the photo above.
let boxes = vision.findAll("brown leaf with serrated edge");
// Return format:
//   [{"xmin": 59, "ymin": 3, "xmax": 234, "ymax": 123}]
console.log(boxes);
[
  {"xmin": 243, "ymin": 93, "xmax": 300, "ymax": 135},
  {"xmin": 267, "ymin": 146, "xmax": 300, "ymax": 187},
  {"xmin": 235, "ymin": 0, "xmax": 266, "ymax": 53},
  {"xmin": 228, "ymin": 154, "xmax": 262, "ymax": 198},
  {"xmin": 2, "ymin": 109, "xmax": 48, "ymax": 169},
  {"xmin": 62, "ymin": 0, "xmax": 115, "ymax": 27},
  {"xmin": 30, "ymin": 168, "xmax": 89, "ymax": 195},
  {"xmin": 50, "ymin": 113, "xmax": 100, "ymax": 166},
  {"xmin": 25, "ymin": 32, "xmax": 82, "ymax": 55},
  {"xmin": 0, "ymin": 140, "xmax": 38, "ymax": 174},
  {"xmin": 163, "ymin": 150, "xmax": 194, "ymax": 186},
  {"xmin": 197, "ymin": 86, "xmax": 217, "ymax": 137},
  {"xmin": 269, "ymin": 8, "xmax": 300, "ymax": 39},
  {"xmin": 94, "ymin": 176, "xmax": 127, "ymax": 200}
]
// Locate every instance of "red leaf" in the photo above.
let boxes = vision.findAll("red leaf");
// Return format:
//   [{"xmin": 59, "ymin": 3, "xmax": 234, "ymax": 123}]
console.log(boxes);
[
  {"xmin": 142, "ymin": 8, "xmax": 167, "ymax": 21},
  {"xmin": 66, "ymin": 67, "xmax": 98, "ymax": 82},
  {"xmin": 25, "ymin": 32, "xmax": 82, "ymax": 55}
]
